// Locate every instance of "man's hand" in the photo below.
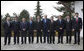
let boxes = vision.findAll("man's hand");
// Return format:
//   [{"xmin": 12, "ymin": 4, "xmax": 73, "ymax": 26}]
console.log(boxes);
[
  {"xmin": 54, "ymin": 30, "xmax": 56, "ymax": 32},
  {"xmin": 72, "ymin": 29, "xmax": 75, "ymax": 32},
  {"xmin": 23, "ymin": 29, "xmax": 25, "ymax": 31},
  {"xmin": 41, "ymin": 29, "xmax": 43, "ymax": 32},
  {"xmin": 60, "ymin": 27, "xmax": 62, "ymax": 30},
  {"xmin": 48, "ymin": 30, "xmax": 50, "ymax": 32},
  {"xmin": 34, "ymin": 30, "xmax": 37, "ymax": 32},
  {"xmin": 80, "ymin": 29, "xmax": 82, "ymax": 31}
]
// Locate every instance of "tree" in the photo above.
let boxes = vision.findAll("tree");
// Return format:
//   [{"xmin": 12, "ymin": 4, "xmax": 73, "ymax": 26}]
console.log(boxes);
[
  {"xmin": 5, "ymin": 13, "xmax": 10, "ymax": 17},
  {"xmin": 13, "ymin": 12, "xmax": 18, "ymax": 17},
  {"xmin": 1, "ymin": 15, "xmax": 5, "ymax": 37},
  {"xmin": 3, "ymin": 13, "xmax": 11, "ymax": 20},
  {"xmin": 34, "ymin": 1, "xmax": 43, "ymax": 20},
  {"xmin": 19, "ymin": 9, "xmax": 30, "ymax": 21},
  {"xmin": 54, "ymin": 1, "xmax": 75, "ymax": 18}
]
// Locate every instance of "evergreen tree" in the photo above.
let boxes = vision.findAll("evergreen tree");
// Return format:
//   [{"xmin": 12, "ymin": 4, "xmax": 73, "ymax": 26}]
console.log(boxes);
[
  {"xmin": 19, "ymin": 9, "xmax": 30, "ymax": 21},
  {"xmin": 54, "ymin": 1, "xmax": 75, "ymax": 18},
  {"xmin": 5, "ymin": 13, "xmax": 10, "ymax": 17},
  {"xmin": 4, "ymin": 13, "xmax": 10, "ymax": 20},
  {"xmin": 34, "ymin": 1, "xmax": 42, "ymax": 20}
]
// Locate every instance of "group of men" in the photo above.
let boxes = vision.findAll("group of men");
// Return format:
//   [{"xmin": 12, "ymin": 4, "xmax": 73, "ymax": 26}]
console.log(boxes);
[{"xmin": 3, "ymin": 13, "xmax": 82, "ymax": 45}]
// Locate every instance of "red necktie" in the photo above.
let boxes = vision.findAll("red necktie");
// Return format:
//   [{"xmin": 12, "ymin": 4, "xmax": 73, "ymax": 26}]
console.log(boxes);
[{"xmin": 76, "ymin": 18, "xmax": 78, "ymax": 24}]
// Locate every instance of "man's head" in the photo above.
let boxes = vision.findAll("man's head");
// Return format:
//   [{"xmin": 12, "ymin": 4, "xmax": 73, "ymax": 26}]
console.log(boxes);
[
  {"xmin": 22, "ymin": 18, "xmax": 26, "ymax": 22},
  {"xmin": 58, "ymin": 15, "xmax": 62, "ymax": 19},
  {"xmin": 6, "ymin": 17, "xmax": 10, "ymax": 21},
  {"xmin": 14, "ymin": 17, "xmax": 18, "ymax": 21},
  {"xmin": 66, "ymin": 15, "xmax": 70, "ymax": 19},
  {"xmin": 75, "ymin": 13, "xmax": 79, "ymax": 17},
  {"xmin": 29, "ymin": 17, "xmax": 33, "ymax": 21},
  {"xmin": 37, "ymin": 16, "xmax": 40, "ymax": 20},
  {"xmin": 50, "ymin": 16, "xmax": 54, "ymax": 20},
  {"xmin": 44, "ymin": 14, "xmax": 47, "ymax": 19}
]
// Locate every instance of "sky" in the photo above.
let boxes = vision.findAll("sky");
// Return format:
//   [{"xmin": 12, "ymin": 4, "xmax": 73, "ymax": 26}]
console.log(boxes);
[{"xmin": 1, "ymin": 1, "xmax": 63, "ymax": 20}]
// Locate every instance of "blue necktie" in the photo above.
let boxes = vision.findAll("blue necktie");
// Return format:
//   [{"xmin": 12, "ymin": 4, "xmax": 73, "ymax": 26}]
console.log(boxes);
[
  {"xmin": 22, "ymin": 22, "xmax": 26, "ymax": 28},
  {"xmin": 59, "ymin": 20, "xmax": 61, "ymax": 24},
  {"xmin": 44, "ymin": 19, "xmax": 46, "ymax": 23},
  {"xmin": 7, "ymin": 21, "xmax": 10, "ymax": 26},
  {"xmin": 30, "ymin": 21, "xmax": 32, "ymax": 26}
]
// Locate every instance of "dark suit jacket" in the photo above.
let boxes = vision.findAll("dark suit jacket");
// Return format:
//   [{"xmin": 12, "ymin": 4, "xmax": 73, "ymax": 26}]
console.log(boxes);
[
  {"xmin": 56, "ymin": 19, "xmax": 65, "ymax": 32},
  {"xmin": 20, "ymin": 22, "xmax": 28, "ymax": 31},
  {"xmin": 49, "ymin": 21, "xmax": 56, "ymax": 31},
  {"xmin": 34, "ymin": 20, "xmax": 42, "ymax": 30},
  {"xmin": 3, "ymin": 21, "xmax": 12, "ymax": 34},
  {"xmin": 65, "ymin": 19, "xmax": 72, "ymax": 31},
  {"xmin": 12, "ymin": 21, "xmax": 20, "ymax": 31},
  {"xmin": 42, "ymin": 19, "xmax": 50, "ymax": 31},
  {"xmin": 28, "ymin": 21, "xmax": 35, "ymax": 31},
  {"xmin": 72, "ymin": 17, "xmax": 82, "ymax": 31}
]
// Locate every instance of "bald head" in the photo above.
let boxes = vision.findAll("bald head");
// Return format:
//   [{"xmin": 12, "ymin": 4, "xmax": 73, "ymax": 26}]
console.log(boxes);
[
  {"xmin": 58, "ymin": 15, "xmax": 62, "ymax": 19},
  {"xmin": 30, "ymin": 17, "xmax": 33, "ymax": 21},
  {"xmin": 75, "ymin": 13, "xmax": 79, "ymax": 17},
  {"xmin": 6, "ymin": 17, "xmax": 10, "ymax": 21},
  {"xmin": 22, "ymin": 18, "xmax": 26, "ymax": 22},
  {"xmin": 44, "ymin": 15, "xmax": 47, "ymax": 19},
  {"xmin": 37, "ymin": 16, "xmax": 40, "ymax": 19},
  {"xmin": 66, "ymin": 15, "xmax": 70, "ymax": 19},
  {"xmin": 50, "ymin": 16, "xmax": 54, "ymax": 20},
  {"xmin": 14, "ymin": 17, "xmax": 18, "ymax": 21}
]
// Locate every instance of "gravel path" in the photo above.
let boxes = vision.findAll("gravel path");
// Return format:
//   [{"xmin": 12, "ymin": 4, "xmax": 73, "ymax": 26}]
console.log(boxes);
[{"xmin": 1, "ymin": 36, "xmax": 83, "ymax": 50}]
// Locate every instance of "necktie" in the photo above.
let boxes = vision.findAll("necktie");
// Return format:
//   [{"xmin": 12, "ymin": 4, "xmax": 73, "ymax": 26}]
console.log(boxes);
[
  {"xmin": 30, "ymin": 21, "xmax": 32, "ymax": 26},
  {"xmin": 45, "ymin": 19, "xmax": 46, "ymax": 23},
  {"xmin": 23, "ymin": 22, "xmax": 25, "ymax": 28},
  {"xmin": 7, "ymin": 21, "xmax": 10, "ymax": 26},
  {"xmin": 38, "ymin": 20, "xmax": 39, "ymax": 22},
  {"xmin": 51, "ymin": 20, "xmax": 53, "ymax": 23},
  {"xmin": 59, "ymin": 20, "xmax": 61, "ymax": 24},
  {"xmin": 67, "ymin": 19, "xmax": 69, "ymax": 23},
  {"xmin": 76, "ymin": 18, "xmax": 78, "ymax": 24}
]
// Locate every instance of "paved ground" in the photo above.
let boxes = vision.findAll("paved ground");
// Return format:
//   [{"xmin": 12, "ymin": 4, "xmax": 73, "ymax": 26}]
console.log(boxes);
[{"xmin": 1, "ymin": 36, "xmax": 83, "ymax": 50}]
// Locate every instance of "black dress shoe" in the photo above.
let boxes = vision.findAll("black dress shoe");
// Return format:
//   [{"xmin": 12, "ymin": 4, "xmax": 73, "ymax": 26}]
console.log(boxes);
[
  {"xmin": 57, "ymin": 42, "xmax": 60, "ymax": 44},
  {"xmin": 14, "ymin": 43, "xmax": 16, "ymax": 45},
  {"xmin": 43, "ymin": 42, "xmax": 46, "ymax": 43},
  {"xmin": 47, "ymin": 42, "xmax": 50, "ymax": 44},
  {"xmin": 36, "ymin": 42, "xmax": 38, "ymax": 43},
  {"xmin": 61, "ymin": 43, "xmax": 63, "ymax": 44},
  {"xmin": 73, "ymin": 43, "xmax": 77, "ymax": 44},
  {"xmin": 21, "ymin": 43, "xmax": 23, "ymax": 44},
  {"xmin": 31, "ymin": 42, "xmax": 33, "ymax": 44},
  {"xmin": 40, "ymin": 42, "xmax": 42, "ymax": 43},
  {"xmin": 4, "ymin": 44, "xmax": 6, "ymax": 46},
  {"xmin": 17, "ymin": 43, "xmax": 19, "ymax": 44},
  {"xmin": 78, "ymin": 43, "xmax": 80, "ymax": 45},
  {"xmin": 8, "ymin": 43, "xmax": 10, "ymax": 45},
  {"xmin": 69, "ymin": 42, "xmax": 71, "ymax": 44},
  {"xmin": 66, "ymin": 42, "xmax": 68, "ymax": 44}
]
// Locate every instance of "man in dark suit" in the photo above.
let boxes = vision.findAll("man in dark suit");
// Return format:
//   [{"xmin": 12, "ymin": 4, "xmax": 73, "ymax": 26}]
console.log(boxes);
[
  {"xmin": 56, "ymin": 15, "xmax": 65, "ymax": 44},
  {"xmin": 65, "ymin": 15, "xmax": 72, "ymax": 44},
  {"xmin": 35, "ymin": 16, "xmax": 42, "ymax": 43},
  {"xmin": 42, "ymin": 15, "xmax": 50, "ymax": 43},
  {"xmin": 49, "ymin": 16, "xmax": 56, "ymax": 44},
  {"xmin": 20, "ymin": 18, "xmax": 28, "ymax": 44},
  {"xmin": 3, "ymin": 17, "xmax": 12, "ymax": 45},
  {"xmin": 72, "ymin": 13, "xmax": 82, "ymax": 45},
  {"xmin": 28, "ymin": 17, "xmax": 35, "ymax": 44},
  {"xmin": 12, "ymin": 17, "xmax": 20, "ymax": 45}
]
